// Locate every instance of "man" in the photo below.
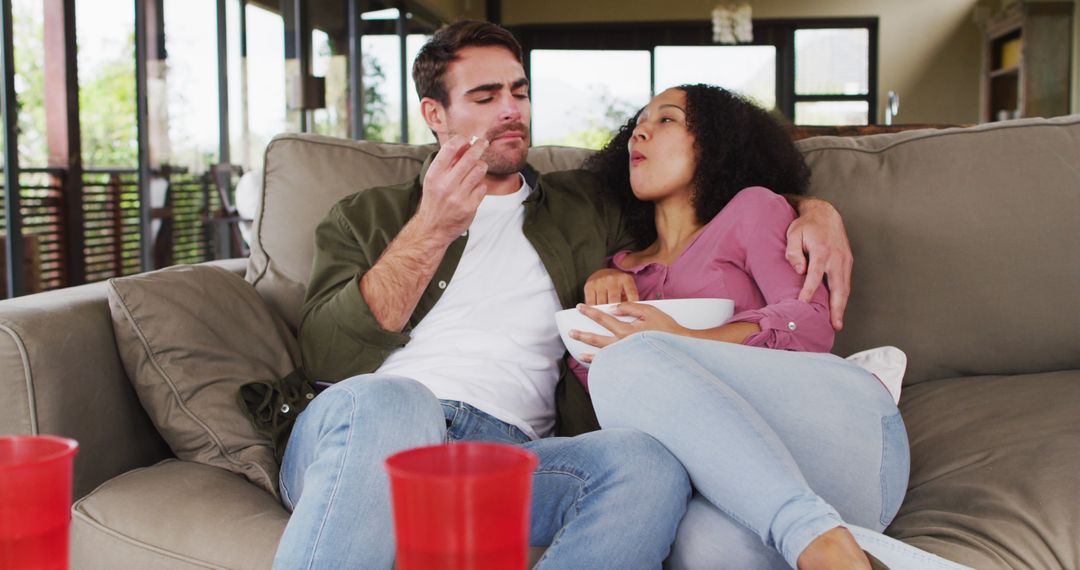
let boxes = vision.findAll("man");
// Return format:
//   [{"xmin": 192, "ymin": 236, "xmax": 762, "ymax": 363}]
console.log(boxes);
[{"xmin": 272, "ymin": 20, "xmax": 852, "ymax": 568}]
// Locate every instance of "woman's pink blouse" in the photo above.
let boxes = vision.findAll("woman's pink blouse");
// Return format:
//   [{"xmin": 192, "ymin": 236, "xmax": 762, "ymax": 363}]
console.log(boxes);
[
  {"xmin": 612, "ymin": 186, "xmax": 833, "ymax": 351},
  {"xmin": 571, "ymin": 186, "xmax": 834, "ymax": 390}
]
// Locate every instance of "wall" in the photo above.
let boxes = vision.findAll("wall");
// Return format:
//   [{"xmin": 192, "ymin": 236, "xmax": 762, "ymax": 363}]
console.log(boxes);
[
  {"xmin": 416, "ymin": 0, "xmax": 484, "ymax": 22},
  {"xmin": 499, "ymin": 0, "xmax": 989, "ymax": 124}
]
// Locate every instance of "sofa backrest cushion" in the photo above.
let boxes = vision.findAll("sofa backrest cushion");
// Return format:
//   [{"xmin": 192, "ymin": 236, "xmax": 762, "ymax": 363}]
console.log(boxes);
[
  {"xmin": 247, "ymin": 134, "xmax": 593, "ymax": 328},
  {"xmin": 107, "ymin": 264, "xmax": 302, "ymax": 497},
  {"xmin": 251, "ymin": 117, "xmax": 1080, "ymax": 386},
  {"xmin": 797, "ymin": 115, "xmax": 1080, "ymax": 384}
]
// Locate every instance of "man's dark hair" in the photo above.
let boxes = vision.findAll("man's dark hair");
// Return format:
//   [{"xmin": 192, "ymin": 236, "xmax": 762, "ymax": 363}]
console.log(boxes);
[
  {"xmin": 585, "ymin": 84, "xmax": 811, "ymax": 249},
  {"xmin": 412, "ymin": 20, "xmax": 524, "ymax": 107}
]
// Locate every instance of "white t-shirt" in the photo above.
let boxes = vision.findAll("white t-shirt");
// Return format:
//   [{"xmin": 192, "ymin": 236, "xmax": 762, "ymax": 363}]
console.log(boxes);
[{"xmin": 376, "ymin": 178, "xmax": 565, "ymax": 439}]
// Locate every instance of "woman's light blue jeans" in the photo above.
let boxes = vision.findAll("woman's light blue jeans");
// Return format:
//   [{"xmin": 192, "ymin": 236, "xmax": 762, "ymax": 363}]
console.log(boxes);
[
  {"xmin": 272, "ymin": 373, "xmax": 691, "ymax": 569},
  {"xmin": 589, "ymin": 332, "xmax": 930, "ymax": 569}
]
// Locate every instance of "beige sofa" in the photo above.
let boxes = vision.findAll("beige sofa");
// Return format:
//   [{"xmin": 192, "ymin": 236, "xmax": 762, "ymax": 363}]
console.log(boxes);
[{"xmin": 2, "ymin": 115, "xmax": 1078, "ymax": 569}]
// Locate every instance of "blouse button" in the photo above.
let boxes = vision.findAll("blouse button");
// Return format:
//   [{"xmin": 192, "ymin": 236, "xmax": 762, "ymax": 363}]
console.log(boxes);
[
  {"xmin": 438, "ymin": 280, "xmax": 447, "ymax": 290},
  {"xmin": 787, "ymin": 321, "xmax": 797, "ymax": 331}
]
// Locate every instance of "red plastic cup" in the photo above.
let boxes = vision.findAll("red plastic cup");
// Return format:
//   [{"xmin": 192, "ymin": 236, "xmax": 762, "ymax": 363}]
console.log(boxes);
[
  {"xmin": 0, "ymin": 436, "xmax": 79, "ymax": 570},
  {"xmin": 385, "ymin": 442, "xmax": 539, "ymax": 570}
]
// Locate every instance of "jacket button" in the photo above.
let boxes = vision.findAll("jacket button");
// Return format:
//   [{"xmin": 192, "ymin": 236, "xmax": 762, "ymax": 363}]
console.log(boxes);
[
  {"xmin": 438, "ymin": 280, "xmax": 447, "ymax": 289},
  {"xmin": 280, "ymin": 404, "xmax": 291, "ymax": 414},
  {"xmin": 787, "ymin": 321, "xmax": 797, "ymax": 331}
]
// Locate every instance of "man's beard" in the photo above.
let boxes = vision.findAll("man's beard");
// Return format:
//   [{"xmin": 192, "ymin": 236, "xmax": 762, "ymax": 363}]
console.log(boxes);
[{"xmin": 480, "ymin": 122, "xmax": 530, "ymax": 175}]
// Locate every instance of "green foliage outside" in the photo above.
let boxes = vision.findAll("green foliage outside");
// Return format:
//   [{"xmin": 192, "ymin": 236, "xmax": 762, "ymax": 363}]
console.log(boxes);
[
  {"xmin": 549, "ymin": 86, "xmax": 638, "ymax": 150},
  {"xmin": 8, "ymin": 2, "xmax": 138, "ymax": 168},
  {"xmin": 77, "ymin": 38, "xmax": 139, "ymax": 167},
  {"xmin": 362, "ymin": 53, "xmax": 389, "ymax": 142}
]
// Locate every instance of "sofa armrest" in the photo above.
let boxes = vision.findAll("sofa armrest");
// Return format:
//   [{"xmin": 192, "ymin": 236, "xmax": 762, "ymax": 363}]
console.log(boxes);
[
  {"xmin": 0, "ymin": 280, "xmax": 171, "ymax": 499},
  {"xmin": 204, "ymin": 257, "xmax": 248, "ymax": 276}
]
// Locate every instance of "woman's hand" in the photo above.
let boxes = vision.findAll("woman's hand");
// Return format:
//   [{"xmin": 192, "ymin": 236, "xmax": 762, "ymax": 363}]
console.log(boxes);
[
  {"xmin": 570, "ymin": 302, "xmax": 684, "ymax": 363},
  {"xmin": 584, "ymin": 269, "xmax": 640, "ymax": 305}
]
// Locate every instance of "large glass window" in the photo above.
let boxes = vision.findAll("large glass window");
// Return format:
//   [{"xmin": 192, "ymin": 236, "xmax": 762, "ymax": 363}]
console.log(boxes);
[
  {"xmin": 76, "ymin": 0, "xmax": 137, "ymax": 167},
  {"xmin": 360, "ymin": 31, "xmax": 434, "ymax": 144},
  {"xmin": 519, "ymin": 19, "xmax": 877, "ymax": 128},
  {"xmin": 163, "ymin": 0, "xmax": 220, "ymax": 171},
  {"xmin": 530, "ymin": 50, "xmax": 650, "ymax": 148},
  {"xmin": 654, "ymin": 46, "xmax": 776, "ymax": 110},
  {"xmin": 794, "ymin": 28, "xmax": 870, "ymax": 125},
  {"xmin": 11, "ymin": 0, "xmax": 46, "ymax": 166},
  {"xmin": 360, "ymin": 34, "xmax": 401, "ymax": 142},
  {"xmin": 244, "ymin": 3, "xmax": 286, "ymax": 170},
  {"xmin": 405, "ymin": 34, "xmax": 435, "ymax": 145}
]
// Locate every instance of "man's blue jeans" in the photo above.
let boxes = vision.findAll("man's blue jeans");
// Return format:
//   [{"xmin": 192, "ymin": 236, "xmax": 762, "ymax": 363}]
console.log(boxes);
[{"xmin": 272, "ymin": 374, "xmax": 690, "ymax": 569}]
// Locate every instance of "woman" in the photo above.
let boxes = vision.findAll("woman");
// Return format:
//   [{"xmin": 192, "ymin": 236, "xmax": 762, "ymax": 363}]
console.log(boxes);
[{"xmin": 571, "ymin": 85, "xmax": 961, "ymax": 569}]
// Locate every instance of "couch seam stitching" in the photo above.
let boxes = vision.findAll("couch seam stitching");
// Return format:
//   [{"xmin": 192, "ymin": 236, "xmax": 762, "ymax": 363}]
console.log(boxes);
[
  {"xmin": 0, "ymin": 323, "xmax": 38, "ymax": 435},
  {"xmin": 800, "ymin": 120, "xmax": 1080, "ymax": 157},
  {"xmin": 71, "ymin": 508, "xmax": 224, "ymax": 569},
  {"xmin": 108, "ymin": 281, "xmax": 274, "ymax": 485},
  {"xmin": 268, "ymin": 134, "xmax": 435, "ymax": 159}
]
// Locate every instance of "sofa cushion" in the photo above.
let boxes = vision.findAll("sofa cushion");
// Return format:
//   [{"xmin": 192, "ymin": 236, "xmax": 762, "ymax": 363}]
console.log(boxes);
[
  {"xmin": 107, "ymin": 265, "xmax": 301, "ymax": 497},
  {"xmin": 72, "ymin": 459, "xmax": 288, "ymax": 569},
  {"xmin": 247, "ymin": 134, "xmax": 594, "ymax": 329},
  {"xmin": 796, "ymin": 115, "xmax": 1080, "ymax": 385},
  {"xmin": 887, "ymin": 370, "xmax": 1080, "ymax": 569}
]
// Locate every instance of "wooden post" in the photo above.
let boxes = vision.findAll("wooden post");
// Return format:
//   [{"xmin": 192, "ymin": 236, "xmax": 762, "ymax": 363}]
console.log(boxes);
[
  {"xmin": 134, "ymin": 0, "xmax": 166, "ymax": 271},
  {"xmin": 44, "ymin": 0, "xmax": 85, "ymax": 286},
  {"xmin": 0, "ymin": 0, "xmax": 24, "ymax": 298},
  {"xmin": 348, "ymin": 0, "xmax": 364, "ymax": 139}
]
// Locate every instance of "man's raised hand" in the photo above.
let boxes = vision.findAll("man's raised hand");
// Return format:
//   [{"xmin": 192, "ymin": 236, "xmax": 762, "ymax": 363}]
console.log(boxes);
[{"xmin": 415, "ymin": 135, "xmax": 490, "ymax": 242}]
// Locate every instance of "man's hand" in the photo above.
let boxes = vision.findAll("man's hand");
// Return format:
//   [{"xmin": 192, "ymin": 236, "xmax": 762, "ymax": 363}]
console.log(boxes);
[
  {"xmin": 359, "ymin": 136, "xmax": 490, "ymax": 333},
  {"xmin": 414, "ymin": 135, "xmax": 490, "ymax": 242},
  {"xmin": 785, "ymin": 197, "xmax": 852, "ymax": 331},
  {"xmin": 584, "ymin": 269, "xmax": 640, "ymax": 305}
]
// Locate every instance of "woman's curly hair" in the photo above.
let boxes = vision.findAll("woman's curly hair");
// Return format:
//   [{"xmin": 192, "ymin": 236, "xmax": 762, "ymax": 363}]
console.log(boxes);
[{"xmin": 584, "ymin": 84, "xmax": 810, "ymax": 249}]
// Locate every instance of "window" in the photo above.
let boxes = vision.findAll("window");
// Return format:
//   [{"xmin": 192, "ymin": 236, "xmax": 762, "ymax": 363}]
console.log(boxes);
[
  {"xmin": 530, "ymin": 50, "xmax": 650, "ymax": 148},
  {"xmin": 513, "ymin": 18, "xmax": 878, "ymax": 128},
  {"xmin": 654, "ymin": 45, "xmax": 776, "ymax": 110},
  {"xmin": 164, "ymin": 0, "xmax": 221, "ymax": 171},
  {"xmin": 76, "ymin": 0, "xmax": 138, "ymax": 167},
  {"xmin": 244, "ymin": 3, "xmax": 286, "ymax": 171},
  {"xmin": 794, "ymin": 28, "xmax": 871, "ymax": 125},
  {"xmin": 355, "ymin": 6, "xmax": 439, "ymax": 144}
]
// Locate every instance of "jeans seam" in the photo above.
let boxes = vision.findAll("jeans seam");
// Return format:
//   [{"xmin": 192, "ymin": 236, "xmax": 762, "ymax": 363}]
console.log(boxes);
[
  {"xmin": 304, "ymin": 391, "xmax": 357, "ymax": 570},
  {"xmin": 533, "ymin": 470, "xmax": 589, "ymax": 565},
  {"xmin": 879, "ymin": 413, "xmax": 905, "ymax": 527},
  {"xmin": 279, "ymin": 467, "xmax": 294, "ymax": 512},
  {"xmin": 633, "ymin": 332, "xmax": 793, "ymax": 534}
]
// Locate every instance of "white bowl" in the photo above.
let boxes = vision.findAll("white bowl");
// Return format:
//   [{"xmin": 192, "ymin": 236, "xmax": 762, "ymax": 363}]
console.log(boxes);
[{"xmin": 554, "ymin": 298, "xmax": 735, "ymax": 368}]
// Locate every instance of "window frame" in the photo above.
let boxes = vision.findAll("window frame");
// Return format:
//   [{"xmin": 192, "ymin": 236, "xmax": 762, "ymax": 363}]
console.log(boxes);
[{"xmin": 509, "ymin": 17, "xmax": 879, "ymax": 125}]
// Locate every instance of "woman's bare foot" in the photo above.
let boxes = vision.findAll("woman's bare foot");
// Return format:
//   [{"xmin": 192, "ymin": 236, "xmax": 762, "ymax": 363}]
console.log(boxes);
[{"xmin": 796, "ymin": 527, "xmax": 872, "ymax": 570}]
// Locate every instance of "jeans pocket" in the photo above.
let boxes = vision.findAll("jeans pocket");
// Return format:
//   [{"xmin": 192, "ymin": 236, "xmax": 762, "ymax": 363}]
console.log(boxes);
[{"xmin": 879, "ymin": 411, "xmax": 911, "ymax": 527}]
